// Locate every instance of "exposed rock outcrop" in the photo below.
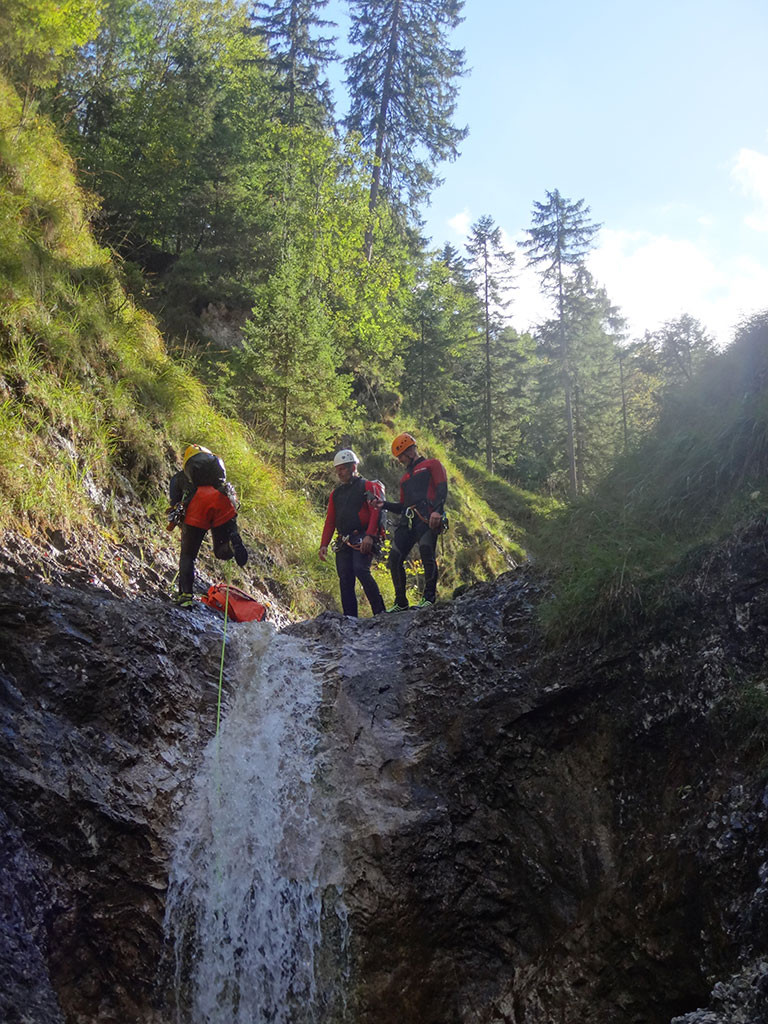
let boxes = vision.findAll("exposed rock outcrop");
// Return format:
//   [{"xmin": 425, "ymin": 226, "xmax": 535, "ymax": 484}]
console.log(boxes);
[{"xmin": 2, "ymin": 523, "xmax": 768, "ymax": 1022}]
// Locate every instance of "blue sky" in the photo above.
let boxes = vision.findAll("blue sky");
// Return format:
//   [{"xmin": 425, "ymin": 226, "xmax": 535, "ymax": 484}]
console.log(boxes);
[{"xmin": 327, "ymin": 0, "xmax": 768, "ymax": 345}]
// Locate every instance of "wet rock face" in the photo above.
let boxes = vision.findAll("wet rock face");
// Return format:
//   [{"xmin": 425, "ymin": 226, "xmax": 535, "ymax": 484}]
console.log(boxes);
[
  {"xmin": 3, "ymin": 525, "xmax": 768, "ymax": 1023},
  {"xmin": 0, "ymin": 575, "xmax": 225, "ymax": 1024},
  {"xmin": 291, "ymin": 529, "xmax": 768, "ymax": 1024}
]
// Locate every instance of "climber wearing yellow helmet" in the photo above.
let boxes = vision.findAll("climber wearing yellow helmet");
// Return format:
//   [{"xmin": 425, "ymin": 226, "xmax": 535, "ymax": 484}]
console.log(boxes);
[{"xmin": 167, "ymin": 444, "xmax": 248, "ymax": 608}]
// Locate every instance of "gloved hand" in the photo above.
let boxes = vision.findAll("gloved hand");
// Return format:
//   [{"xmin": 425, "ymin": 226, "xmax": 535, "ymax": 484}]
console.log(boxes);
[{"xmin": 232, "ymin": 534, "xmax": 249, "ymax": 567}]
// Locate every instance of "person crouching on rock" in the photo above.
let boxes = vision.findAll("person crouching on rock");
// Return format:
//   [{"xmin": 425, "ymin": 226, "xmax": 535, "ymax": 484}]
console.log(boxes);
[
  {"xmin": 318, "ymin": 449, "xmax": 385, "ymax": 617},
  {"xmin": 168, "ymin": 444, "xmax": 248, "ymax": 608},
  {"xmin": 368, "ymin": 432, "xmax": 447, "ymax": 611}
]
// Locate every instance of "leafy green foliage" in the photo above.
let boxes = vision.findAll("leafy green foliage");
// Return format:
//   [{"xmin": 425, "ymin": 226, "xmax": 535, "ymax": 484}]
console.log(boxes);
[{"xmin": 0, "ymin": 0, "xmax": 100, "ymax": 99}]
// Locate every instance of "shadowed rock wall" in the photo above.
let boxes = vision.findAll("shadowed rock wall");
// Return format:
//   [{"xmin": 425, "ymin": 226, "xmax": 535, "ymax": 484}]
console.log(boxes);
[
  {"xmin": 3, "ymin": 525, "xmax": 768, "ymax": 1023},
  {"xmin": 0, "ymin": 577, "xmax": 224, "ymax": 1023}
]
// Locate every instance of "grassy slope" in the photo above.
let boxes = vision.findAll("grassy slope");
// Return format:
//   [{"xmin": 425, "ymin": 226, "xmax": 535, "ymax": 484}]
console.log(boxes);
[
  {"xmin": 0, "ymin": 77, "xmax": 534, "ymax": 615},
  {"xmin": 533, "ymin": 312, "xmax": 768, "ymax": 641}
]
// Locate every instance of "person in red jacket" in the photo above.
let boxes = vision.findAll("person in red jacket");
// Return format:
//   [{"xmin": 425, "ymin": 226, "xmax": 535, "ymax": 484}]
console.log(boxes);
[
  {"xmin": 168, "ymin": 444, "xmax": 248, "ymax": 608},
  {"xmin": 369, "ymin": 432, "xmax": 447, "ymax": 610},
  {"xmin": 319, "ymin": 449, "xmax": 385, "ymax": 617}
]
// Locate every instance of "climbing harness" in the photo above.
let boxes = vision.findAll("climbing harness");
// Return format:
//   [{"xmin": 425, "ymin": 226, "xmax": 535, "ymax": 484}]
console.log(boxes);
[
  {"xmin": 332, "ymin": 533, "xmax": 384, "ymax": 558},
  {"xmin": 333, "ymin": 534, "xmax": 362, "ymax": 552},
  {"xmin": 405, "ymin": 505, "xmax": 449, "ymax": 534}
]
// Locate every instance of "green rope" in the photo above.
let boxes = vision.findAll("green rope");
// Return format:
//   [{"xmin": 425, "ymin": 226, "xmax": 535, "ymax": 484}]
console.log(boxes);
[{"xmin": 215, "ymin": 562, "xmax": 232, "ymax": 737}]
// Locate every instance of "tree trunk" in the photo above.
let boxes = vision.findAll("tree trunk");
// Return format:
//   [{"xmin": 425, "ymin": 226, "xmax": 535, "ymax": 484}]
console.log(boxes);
[
  {"xmin": 364, "ymin": 0, "xmax": 401, "ymax": 259},
  {"xmin": 281, "ymin": 388, "xmax": 289, "ymax": 477},
  {"xmin": 618, "ymin": 349, "xmax": 629, "ymax": 453},
  {"xmin": 558, "ymin": 269, "xmax": 578, "ymax": 497},
  {"xmin": 484, "ymin": 260, "xmax": 493, "ymax": 474}
]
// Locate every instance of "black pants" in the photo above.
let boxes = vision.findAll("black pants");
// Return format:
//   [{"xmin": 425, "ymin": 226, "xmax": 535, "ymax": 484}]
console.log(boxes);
[
  {"xmin": 389, "ymin": 520, "xmax": 438, "ymax": 606},
  {"xmin": 335, "ymin": 536, "xmax": 385, "ymax": 617},
  {"xmin": 178, "ymin": 520, "xmax": 240, "ymax": 594}
]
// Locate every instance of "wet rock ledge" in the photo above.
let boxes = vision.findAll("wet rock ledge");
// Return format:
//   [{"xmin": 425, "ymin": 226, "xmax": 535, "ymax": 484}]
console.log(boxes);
[{"xmin": 2, "ymin": 522, "xmax": 768, "ymax": 1023}]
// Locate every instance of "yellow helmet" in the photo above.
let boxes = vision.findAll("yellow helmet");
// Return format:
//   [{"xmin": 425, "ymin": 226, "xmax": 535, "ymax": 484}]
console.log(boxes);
[
  {"xmin": 391, "ymin": 432, "xmax": 417, "ymax": 458},
  {"xmin": 183, "ymin": 443, "xmax": 212, "ymax": 468}
]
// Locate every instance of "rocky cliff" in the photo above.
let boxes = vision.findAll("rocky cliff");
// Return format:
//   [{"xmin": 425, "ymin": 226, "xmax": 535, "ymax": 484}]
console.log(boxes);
[{"xmin": 2, "ymin": 522, "xmax": 768, "ymax": 1023}]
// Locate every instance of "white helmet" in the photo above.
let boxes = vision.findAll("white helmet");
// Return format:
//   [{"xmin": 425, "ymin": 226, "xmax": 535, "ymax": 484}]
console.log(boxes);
[{"xmin": 333, "ymin": 449, "xmax": 360, "ymax": 467}]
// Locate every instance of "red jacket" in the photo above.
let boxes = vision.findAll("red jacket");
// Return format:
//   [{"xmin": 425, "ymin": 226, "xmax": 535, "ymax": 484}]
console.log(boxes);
[
  {"xmin": 387, "ymin": 456, "xmax": 447, "ymax": 516},
  {"xmin": 184, "ymin": 485, "xmax": 237, "ymax": 529},
  {"xmin": 321, "ymin": 476, "xmax": 381, "ymax": 547}
]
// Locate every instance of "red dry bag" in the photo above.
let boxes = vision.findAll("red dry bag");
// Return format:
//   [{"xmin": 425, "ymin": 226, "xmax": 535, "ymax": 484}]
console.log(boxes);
[{"xmin": 200, "ymin": 582, "xmax": 267, "ymax": 622}]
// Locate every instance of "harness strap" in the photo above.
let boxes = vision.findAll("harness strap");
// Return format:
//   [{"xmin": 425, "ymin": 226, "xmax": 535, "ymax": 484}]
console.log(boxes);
[
  {"xmin": 334, "ymin": 534, "xmax": 363, "ymax": 551},
  {"xmin": 405, "ymin": 504, "xmax": 430, "ymax": 526}
]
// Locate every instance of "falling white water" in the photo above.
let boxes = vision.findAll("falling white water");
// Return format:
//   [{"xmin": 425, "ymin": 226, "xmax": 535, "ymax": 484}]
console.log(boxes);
[{"xmin": 164, "ymin": 622, "xmax": 350, "ymax": 1024}]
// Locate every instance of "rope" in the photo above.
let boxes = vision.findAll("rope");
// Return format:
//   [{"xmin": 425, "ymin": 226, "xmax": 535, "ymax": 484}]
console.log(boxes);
[{"xmin": 215, "ymin": 562, "xmax": 232, "ymax": 738}]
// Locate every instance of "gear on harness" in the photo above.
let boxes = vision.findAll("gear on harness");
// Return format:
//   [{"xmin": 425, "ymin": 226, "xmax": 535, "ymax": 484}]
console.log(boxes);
[
  {"xmin": 405, "ymin": 505, "xmax": 449, "ymax": 533},
  {"xmin": 166, "ymin": 501, "xmax": 186, "ymax": 530},
  {"xmin": 332, "ymin": 533, "xmax": 382, "ymax": 556}
]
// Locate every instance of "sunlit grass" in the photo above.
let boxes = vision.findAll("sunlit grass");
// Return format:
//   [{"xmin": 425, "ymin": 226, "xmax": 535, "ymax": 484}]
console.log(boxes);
[
  {"xmin": 535, "ymin": 311, "xmax": 768, "ymax": 642},
  {"xmin": 0, "ymin": 71, "xmax": 541, "ymax": 616}
]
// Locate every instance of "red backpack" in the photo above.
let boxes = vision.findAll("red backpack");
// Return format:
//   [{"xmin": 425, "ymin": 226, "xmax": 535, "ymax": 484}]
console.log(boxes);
[
  {"xmin": 368, "ymin": 478, "xmax": 387, "ymax": 543},
  {"xmin": 200, "ymin": 583, "xmax": 267, "ymax": 622}
]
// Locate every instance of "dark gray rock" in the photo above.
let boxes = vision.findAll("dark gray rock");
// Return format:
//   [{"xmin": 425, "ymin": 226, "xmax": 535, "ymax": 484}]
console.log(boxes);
[{"xmin": 3, "ymin": 524, "xmax": 768, "ymax": 1022}]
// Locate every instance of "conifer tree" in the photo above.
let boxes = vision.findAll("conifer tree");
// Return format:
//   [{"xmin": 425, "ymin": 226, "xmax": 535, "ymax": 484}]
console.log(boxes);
[
  {"xmin": 401, "ymin": 243, "xmax": 481, "ymax": 430},
  {"xmin": 253, "ymin": 0, "xmax": 336, "ymax": 125},
  {"xmin": 0, "ymin": 0, "xmax": 100, "ymax": 112},
  {"xmin": 343, "ymin": 0, "xmax": 467, "ymax": 253},
  {"xmin": 466, "ymin": 215, "xmax": 515, "ymax": 473},
  {"xmin": 523, "ymin": 190, "xmax": 601, "ymax": 495},
  {"xmin": 646, "ymin": 313, "xmax": 717, "ymax": 387}
]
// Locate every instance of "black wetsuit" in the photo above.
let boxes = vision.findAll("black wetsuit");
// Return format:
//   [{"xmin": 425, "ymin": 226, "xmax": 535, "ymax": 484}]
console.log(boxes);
[
  {"xmin": 170, "ymin": 456, "xmax": 245, "ymax": 595},
  {"xmin": 321, "ymin": 476, "xmax": 385, "ymax": 617},
  {"xmin": 381, "ymin": 456, "xmax": 448, "ymax": 606}
]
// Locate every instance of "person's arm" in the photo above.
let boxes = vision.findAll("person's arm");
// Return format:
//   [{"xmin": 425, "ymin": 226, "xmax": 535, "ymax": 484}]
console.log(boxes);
[
  {"xmin": 319, "ymin": 493, "xmax": 336, "ymax": 560},
  {"xmin": 378, "ymin": 479, "xmax": 405, "ymax": 514},
  {"xmin": 169, "ymin": 470, "xmax": 186, "ymax": 505},
  {"xmin": 360, "ymin": 482, "xmax": 381, "ymax": 553},
  {"xmin": 363, "ymin": 481, "xmax": 381, "ymax": 536},
  {"xmin": 429, "ymin": 461, "xmax": 448, "ymax": 528}
]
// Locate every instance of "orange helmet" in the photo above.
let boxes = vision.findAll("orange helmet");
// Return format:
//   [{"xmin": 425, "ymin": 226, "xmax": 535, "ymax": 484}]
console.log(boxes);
[{"xmin": 391, "ymin": 432, "xmax": 417, "ymax": 458}]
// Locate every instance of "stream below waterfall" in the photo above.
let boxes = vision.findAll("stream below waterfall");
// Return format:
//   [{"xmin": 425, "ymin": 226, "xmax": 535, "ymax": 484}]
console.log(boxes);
[{"xmin": 163, "ymin": 621, "xmax": 351, "ymax": 1024}]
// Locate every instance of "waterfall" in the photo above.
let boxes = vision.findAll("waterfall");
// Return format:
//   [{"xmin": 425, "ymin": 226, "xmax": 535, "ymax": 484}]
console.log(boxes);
[{"xmin": 164, "ymin": 621, "xmax": 350, "ymax": 1024}]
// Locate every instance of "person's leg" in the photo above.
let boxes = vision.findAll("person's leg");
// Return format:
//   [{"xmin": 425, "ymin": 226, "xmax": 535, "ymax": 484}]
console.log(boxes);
[
  {"xmin": 353, "ymin": 547, "xmax": 385, "ymax": 614},
  {"xmin": 211, "ymin": 518, "xmax": 247, "ymax": 565},
  {"xmin": 388, "ymin": 524, "xmax": 414, "ymax": 608},
  {"xmin": 335, "ymin": 544, "xmax": 359, "ymax": 617},
  {"xmin": 178, "ymin": 524, "xmax": 206, "ymax": 599},
  {"xmin": 417, "ymin": 524, "xmax": 439, "ymax": 602}
]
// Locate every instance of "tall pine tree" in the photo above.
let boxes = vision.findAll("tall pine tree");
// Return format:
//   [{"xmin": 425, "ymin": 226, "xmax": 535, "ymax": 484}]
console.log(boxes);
[
  {"xmin": 252, "ymin": 0, "xmax": 336, "ymax": 126},
  {"xmin": 523, "ymin": 190, "xmax": 600, "ymax": 495},
  {"xmin": 343, "ymin": 0, "xmax": 467, "ymax": 254},
  {"xmin": 466, "ymin": 215, "xmax": 515, "ymax": 472}
]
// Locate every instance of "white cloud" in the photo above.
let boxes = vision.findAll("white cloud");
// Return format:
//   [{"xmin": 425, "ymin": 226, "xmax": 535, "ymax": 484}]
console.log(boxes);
[
  {"xmin": 447, "ymin": 209, "xmax": 471, "ymax": 237},
  {"xmin": 732, "ymin": 147, "xmax": 768, "ymax": 231},
  {"xmin": 443, "ymin": 216, "xmax": 768, "ymax": 348},
  {"xmin": 587, "ymin": 229, "xmax": 768, "ymax": 346}
]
